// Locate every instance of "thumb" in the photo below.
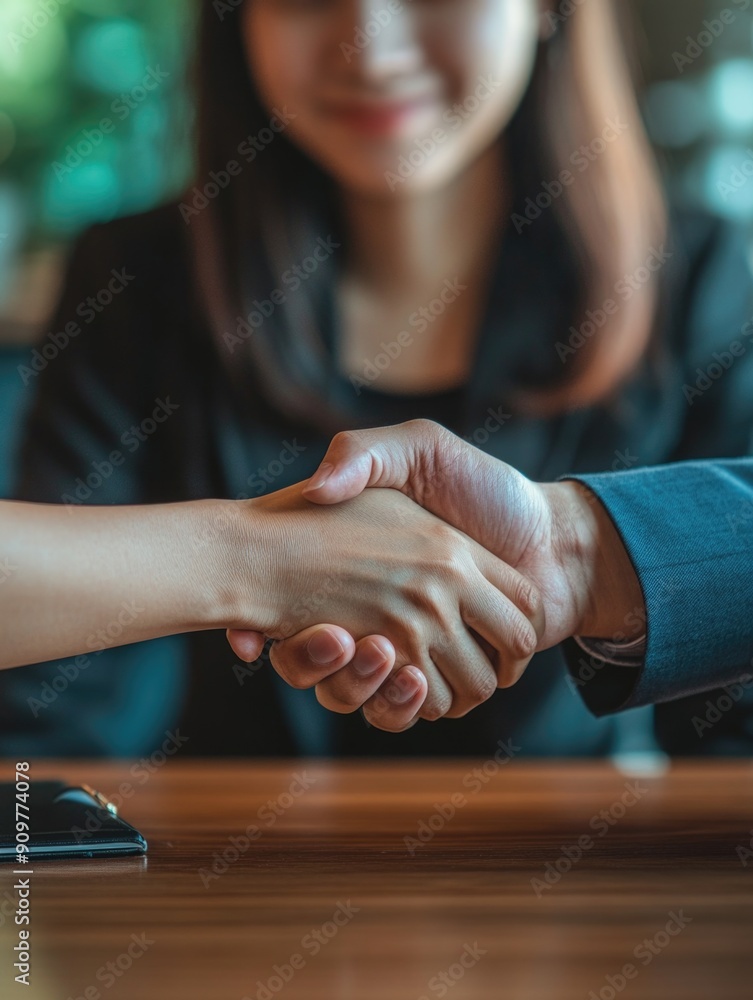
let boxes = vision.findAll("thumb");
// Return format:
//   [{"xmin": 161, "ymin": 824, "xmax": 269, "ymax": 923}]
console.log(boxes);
[
  {"xmin": 225, "ymin": 629, "xmax": 266, "ymax": 662},
  {"xmin": 302, "ymin": 419, "xmax": 438, "ymax": 505}
]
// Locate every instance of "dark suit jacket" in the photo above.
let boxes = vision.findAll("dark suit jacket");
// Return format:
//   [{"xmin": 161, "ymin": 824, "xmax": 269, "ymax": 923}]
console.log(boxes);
[
  {"xmin": 6, "ymin": 202, "xmax": 753, "ymax": 757},
  {"xmin": 566, "ymin": 459, "xmax": 753, "ymax": 719}
]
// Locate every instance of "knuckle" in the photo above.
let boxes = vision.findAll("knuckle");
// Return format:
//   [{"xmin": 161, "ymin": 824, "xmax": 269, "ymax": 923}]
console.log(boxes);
[
  {"xmin": 516, "ymin": 577, "xmax": 543, "ymax": 622},
  {"xmin": 401, "ymin": 576, "xmax": 448, "ymax": 621},
  {"xmin": 425, "ymin": 537, "xmax": 467, "ymax": 585},
  {"xmin": 497, "ymin": 657, "xmax": 532, "ymax": 690},
  {"xmin": 330, "ymin": 428, "xmax": 365, "ymax": 456},
  {"xmin": 472, "ymin": 672, "xmax": 498, "ymax": 703},
  {"xmin": 406, "ymin": 417, "xmax": 440, "ymax": 439},
  {"xmin": 444, "ymin": 674, "xmax": 496, "ymax": 718},
  {"xmin": 510, "ymin": 618, "xmax": 537, "ymax": 659},
  {"xmin": 428, "ymin": 519, "xmax": 460, "ymax": 550},
  {"xmin": 420, "ymin": 692, "xmax": 452, "ymax": 722}
]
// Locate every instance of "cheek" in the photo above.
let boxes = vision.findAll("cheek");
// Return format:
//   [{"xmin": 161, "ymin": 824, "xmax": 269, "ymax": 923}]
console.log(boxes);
[
  {"xmin": 441, "ymin": 0, "xmax": 539, "ymax": 117},
  {"xmin": 244, "ymin": 12, "xmax": 320, "ymax": 113}
]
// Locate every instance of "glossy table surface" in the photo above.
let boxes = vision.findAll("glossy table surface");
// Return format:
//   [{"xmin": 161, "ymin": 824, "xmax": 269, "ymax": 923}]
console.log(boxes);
[{"xmin": 1, "ymin": 760, "xmax": 752, "ymax": 999}]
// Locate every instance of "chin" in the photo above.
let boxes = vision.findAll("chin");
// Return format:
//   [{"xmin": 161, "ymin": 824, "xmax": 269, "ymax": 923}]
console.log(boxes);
[{"xmin": 321, "ymin": 154, "xmax": 464, "ymax": 200}]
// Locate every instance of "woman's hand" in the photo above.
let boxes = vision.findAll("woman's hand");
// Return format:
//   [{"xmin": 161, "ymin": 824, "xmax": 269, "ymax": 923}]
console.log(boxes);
[
  {"xmin": 229, "ymin": 418, "xmax": 645, "ymax": 726},
  {"xmin": 228, "ymin": 481, "xmax": 544, "ymax": 724}
]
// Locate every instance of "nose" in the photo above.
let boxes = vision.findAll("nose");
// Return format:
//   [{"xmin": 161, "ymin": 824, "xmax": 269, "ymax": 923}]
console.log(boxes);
[{"xmin": 343, "ymin": 0, "xmax": 424, "ymax": 79}]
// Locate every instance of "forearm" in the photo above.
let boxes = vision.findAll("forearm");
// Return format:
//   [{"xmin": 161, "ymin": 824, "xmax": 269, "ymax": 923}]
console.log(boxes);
[{"xmin": 0, "ymin": 499, "xmax": 266, "ymax": 669}]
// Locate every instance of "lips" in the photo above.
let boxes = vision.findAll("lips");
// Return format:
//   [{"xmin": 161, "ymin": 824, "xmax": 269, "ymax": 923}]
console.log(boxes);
[{"xmin": 323, "ymin": 96, "xmax": 438, "ymax": 137}]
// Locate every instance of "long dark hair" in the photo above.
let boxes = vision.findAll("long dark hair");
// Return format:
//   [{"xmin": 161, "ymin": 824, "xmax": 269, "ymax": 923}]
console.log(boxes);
[{"xmin": 188, "ymin": 0, "xmax": 666, "ymax": 428}]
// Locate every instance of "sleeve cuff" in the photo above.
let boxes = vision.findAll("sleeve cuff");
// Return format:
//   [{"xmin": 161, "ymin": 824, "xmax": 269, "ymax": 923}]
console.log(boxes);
[
  {"xmin": 559, "ymin": 461, "xmax": 753, "ymax": 715},
  {"xmin": 574, "ymin": 634, "xmax": 647, "ymax": 667}
]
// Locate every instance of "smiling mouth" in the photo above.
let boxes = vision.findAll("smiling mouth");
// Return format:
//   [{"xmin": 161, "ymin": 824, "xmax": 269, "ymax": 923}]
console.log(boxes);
[{"xmin": 322, "ymin": 96, "xmax": 439, "ymax": 136}]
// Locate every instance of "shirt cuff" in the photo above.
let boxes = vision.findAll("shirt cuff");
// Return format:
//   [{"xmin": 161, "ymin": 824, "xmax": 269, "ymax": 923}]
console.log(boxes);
[{"xmin": 573, "ymin": 634, "xmax": 647, "ymax": 668}]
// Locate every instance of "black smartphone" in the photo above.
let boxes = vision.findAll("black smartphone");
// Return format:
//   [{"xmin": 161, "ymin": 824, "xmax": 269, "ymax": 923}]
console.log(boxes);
[{"xmin": 0, "ymin": 780, "xmax": 147, "ymax": 861}]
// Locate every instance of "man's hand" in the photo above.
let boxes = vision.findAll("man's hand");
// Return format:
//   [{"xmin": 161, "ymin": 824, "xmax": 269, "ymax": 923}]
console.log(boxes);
[
  {"xmin": 301, "ymin": 420, "xmax": 644, "ymax": 644},
  {"xmin": 228, "ymin": 419, "xmax": 643, "ymax": 729}
]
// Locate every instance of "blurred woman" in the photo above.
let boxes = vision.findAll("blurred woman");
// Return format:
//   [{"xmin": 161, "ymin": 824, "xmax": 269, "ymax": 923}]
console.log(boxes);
[{"xmin": 10, "ymin": 0, "xmax": 753, "ymax": 757}]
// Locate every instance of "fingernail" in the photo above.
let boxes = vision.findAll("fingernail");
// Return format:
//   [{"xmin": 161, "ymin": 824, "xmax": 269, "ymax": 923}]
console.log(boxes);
[
  {"xmin": 386, "ymin": 670, "xmax": 418, "ymax": 705},
  {"xmin": 352, "ymin": 642, "xmax": 386, "ymax": 678},
  {"xmin": 306, "ymin": 629, "xmax": 343, "ymax": 665},
  {"xmin": 306, "ymin": 463, "xmax": 334, "ymax": 492}
]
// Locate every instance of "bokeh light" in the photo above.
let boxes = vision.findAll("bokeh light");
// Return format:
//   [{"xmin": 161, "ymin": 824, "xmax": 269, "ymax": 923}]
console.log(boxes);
[
  {"xmin": 707, "ymin": 59, "xmax": 753, "ymax": 135},
  {"xmin": 73, "ymin": 19, "xmax": 148, "ymax": 95}
]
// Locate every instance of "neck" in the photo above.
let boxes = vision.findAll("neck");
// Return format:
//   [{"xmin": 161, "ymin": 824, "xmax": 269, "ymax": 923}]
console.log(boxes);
[{"xmin": 340, "ymin": 143, "xmax": 508, "ymax": 297}]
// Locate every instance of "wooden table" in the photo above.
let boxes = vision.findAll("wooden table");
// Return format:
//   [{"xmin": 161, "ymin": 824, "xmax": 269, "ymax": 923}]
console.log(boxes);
[{"xmin": 1, "ymin": 760, "xmax": 752, "ymax": 999}]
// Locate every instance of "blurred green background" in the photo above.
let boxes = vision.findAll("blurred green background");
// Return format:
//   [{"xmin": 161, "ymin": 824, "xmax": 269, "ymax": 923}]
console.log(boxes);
[
  {"xmin": 0, "ymin": 0, "xmax": 192, "ymax": 240},
  {"xmin": 0, "ymin": 0, "xmax": 194, "ymax": 339},
  {"xmin": 0, "ymin": 0, "xmax": 752, "ymax": 341}
]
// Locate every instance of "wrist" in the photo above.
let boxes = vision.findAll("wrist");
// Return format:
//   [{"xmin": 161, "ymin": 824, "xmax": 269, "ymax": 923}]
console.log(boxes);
[
  {"xmin": 545, "ymin": 480, "xmax": 645, "ymax": 640},
  {"xmin": 185, "ymin": 498, "xmax": 280, "ymax": 634}
]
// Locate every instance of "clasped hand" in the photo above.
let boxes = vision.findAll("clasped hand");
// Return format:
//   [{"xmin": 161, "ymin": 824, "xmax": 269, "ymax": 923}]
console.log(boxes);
[{"xmin": 225, "ymin": 419, "xmax": 642, "ymax": 732}]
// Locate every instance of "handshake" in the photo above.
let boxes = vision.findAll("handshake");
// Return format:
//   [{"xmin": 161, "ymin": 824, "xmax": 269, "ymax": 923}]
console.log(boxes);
[{"xmin": 224, "ymin": 420, "xmax": 645, "ymax": 733}]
